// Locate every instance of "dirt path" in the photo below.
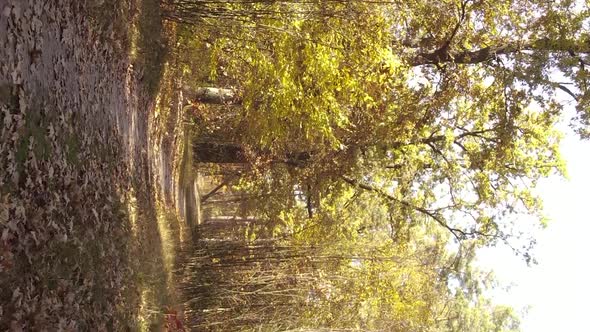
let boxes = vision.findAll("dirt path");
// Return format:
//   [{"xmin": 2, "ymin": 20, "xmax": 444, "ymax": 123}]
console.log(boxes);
[{"xmin": 0, "ymin": 0, "xmax": 188, "ymax": 330}]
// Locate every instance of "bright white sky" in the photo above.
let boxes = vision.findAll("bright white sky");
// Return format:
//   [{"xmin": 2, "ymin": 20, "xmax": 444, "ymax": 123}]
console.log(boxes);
[
  {"xmin": 479, "ymin": 2, "xmax": 590, "ymax": 329},
  {"xmin": 478, "ymin": 108, "xmax": 590, "ymax": 331}
]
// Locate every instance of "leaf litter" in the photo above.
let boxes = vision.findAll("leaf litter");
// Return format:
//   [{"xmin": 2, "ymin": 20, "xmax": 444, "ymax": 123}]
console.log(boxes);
[{"xmin": 0, "ymin": 0, "xmax": 188, "ymax": 330}]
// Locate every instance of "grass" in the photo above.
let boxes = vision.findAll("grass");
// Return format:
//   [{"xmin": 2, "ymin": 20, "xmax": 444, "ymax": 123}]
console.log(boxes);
[
  {"xmin": 88, "ymin": 0, "xmax": 169, "ymax": 98},
  {"xmin": 120, "ymin": 0, "xmax": 198, "ymax": 330},
  {"xmin": 134, "ymin": 0, "xmax": 169, "ymax": 98}
]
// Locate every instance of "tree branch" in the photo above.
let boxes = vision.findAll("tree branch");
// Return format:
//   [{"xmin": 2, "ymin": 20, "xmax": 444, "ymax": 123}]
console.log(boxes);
[
  {"xmin": 412, "ymin": 38, "xmax": 590, "ymax": 66},
  {"xmin": 201, "ymin": 173, "xmax": 240, "ymax": 202},
  {"xmin": 554, "ymin": 82, "xmax": 578, "ymax": 101},
  {"xmin": 430, "ymin": 0, "xmax": 470, "ymax": 60},
  {"xmin": 339, "ymin": 175, "xmax": 465, "ymax": 241}
]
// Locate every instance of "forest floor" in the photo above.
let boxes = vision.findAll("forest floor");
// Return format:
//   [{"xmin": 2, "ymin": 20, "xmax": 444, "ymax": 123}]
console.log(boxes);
[{"xmin": 0, "ymin": 0, "xmax": 192, "ymax": 330}]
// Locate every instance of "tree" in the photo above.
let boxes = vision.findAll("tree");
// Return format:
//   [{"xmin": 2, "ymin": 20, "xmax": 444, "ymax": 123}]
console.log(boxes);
[
  {"xmin": 173, "ymin": 0, "xmax": 590, "ymax": 252},
  {"xmin": 180, "ymin": 182, "xmax": 521, "ymax": 331},
  {"xmin": 161, "ymin": 3, "xmax": 590, "ymax": 329},
  {"xmin": 183, "ymin": 86, "xmax": 241, "ymax": 105}
]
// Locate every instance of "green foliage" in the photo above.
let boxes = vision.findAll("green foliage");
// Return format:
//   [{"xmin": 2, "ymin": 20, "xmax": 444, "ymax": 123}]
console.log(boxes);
[
  {"xmin": 168, "ymin": 0, "xmax": 590, "ymax": 330},
  {"xmin": 187, "ymin": 0, "xmax": 590, "ymax": 251}
]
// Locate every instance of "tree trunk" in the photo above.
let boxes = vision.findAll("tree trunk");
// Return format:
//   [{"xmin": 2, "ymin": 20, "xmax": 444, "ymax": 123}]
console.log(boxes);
[
  {"xmin": 193, "ymin": 142, "xmax": 312, "ymax": 165},
  {"xmin": 194, "ymin": 142, "xmax": 248, "ymax": 163},
  {"xmin": 184, "ymin": 86, "xmax": 241, "ymax": 105}
]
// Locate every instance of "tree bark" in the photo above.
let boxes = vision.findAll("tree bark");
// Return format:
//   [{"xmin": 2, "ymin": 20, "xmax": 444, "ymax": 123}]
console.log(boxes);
[
  {"xmin": 193, "ymin": 141, "xmax": 311, "ymax": 165},
  {"xmin": 411, "ymin": 38, "xmax": 590, "ymax": 66},
  {"xmin": 194, "ymin": 142, "xmax": 248, "ymax": 163},
  {"xmin": 184, "ymin": 86, "xmax": 241, "ymax": 105}
]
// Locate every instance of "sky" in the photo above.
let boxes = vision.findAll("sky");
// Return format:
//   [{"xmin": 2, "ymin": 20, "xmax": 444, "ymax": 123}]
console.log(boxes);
[
  {"xmin": 478, "ymin": 110, "xmax": 590, "ymax": 331},
  {"xmin": 452, "ymin": 1, "xmax": 590, "ymax": 328}
]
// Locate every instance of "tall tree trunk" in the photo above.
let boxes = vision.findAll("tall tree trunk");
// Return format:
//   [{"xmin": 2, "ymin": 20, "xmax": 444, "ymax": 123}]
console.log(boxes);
[
  {"xmin": 193, "ymin": 142, "xmax": 312, "ymax": 165},
  {"xmin": 184, "ymin": 86, "xmax": 241, "ymax": 105},
  {"xmin": 194, "ymin": 142, "xmax": 248, "ymax": 163}
]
